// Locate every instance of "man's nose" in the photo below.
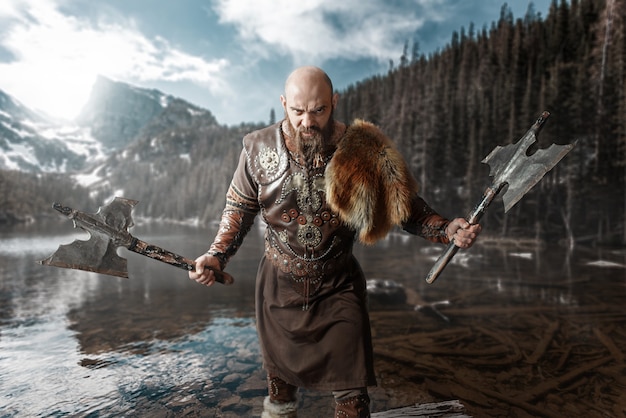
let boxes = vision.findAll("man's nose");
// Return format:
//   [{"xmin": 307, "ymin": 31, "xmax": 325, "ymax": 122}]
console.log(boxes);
[{"xmin": 301, "ymin": 112, "xmax": 314, "ymax": 128}]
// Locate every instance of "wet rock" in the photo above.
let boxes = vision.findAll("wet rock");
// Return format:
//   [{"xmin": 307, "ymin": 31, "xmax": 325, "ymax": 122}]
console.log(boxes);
[
  {"xmin": 79, "ymin": 357, "xmax": 114, "ymax": 369},
  {"xmin": 222, "ymin": 372, "xmax": 244, "ymax": 384},
  {"xmin": 237, "ymin": 369, "xmax": 267, "ymax": 398},
  {"xmin": 226, "ymin": 358, "xmax": 257, "ymax": 374},
  {"xmin": 220, "ymin": 395, "xmax": 252, "ymax": 415}
]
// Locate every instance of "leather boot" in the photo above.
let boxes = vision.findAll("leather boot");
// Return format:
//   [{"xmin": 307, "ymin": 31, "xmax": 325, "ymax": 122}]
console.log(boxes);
[
  {"xmin": 334, "ymin": 394, "xmax": 370, "ymax": 418},
  {"xmin": 262, "ymin": 375, "xmax": 298, "ymax": 418}
]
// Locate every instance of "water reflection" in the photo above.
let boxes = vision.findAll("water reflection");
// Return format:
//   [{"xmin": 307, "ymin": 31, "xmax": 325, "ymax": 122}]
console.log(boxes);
[{"xmin": 1, "ymin": 222, "xmax": 625, "ymax": 417}]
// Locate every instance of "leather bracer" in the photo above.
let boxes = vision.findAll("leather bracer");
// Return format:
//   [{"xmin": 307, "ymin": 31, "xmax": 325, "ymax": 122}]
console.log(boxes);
[
  {"xmin": 402, "ymin": 194, "xmax": 450, "ymax": 244},
  {"xmin": 207, "ymin": 184, "xmax": 259, "ymax": 269}
]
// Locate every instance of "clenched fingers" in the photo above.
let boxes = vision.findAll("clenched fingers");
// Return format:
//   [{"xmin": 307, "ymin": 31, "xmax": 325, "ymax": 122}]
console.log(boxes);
[{"xmin": 447, "ymin": 218, "xmax": 482, "ymax": 249}]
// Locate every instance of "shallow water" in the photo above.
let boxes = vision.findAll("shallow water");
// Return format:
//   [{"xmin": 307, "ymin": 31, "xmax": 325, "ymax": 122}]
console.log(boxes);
[{"xmin": 1, "ymin": 221, "xmax": 625, "ymax": 417}]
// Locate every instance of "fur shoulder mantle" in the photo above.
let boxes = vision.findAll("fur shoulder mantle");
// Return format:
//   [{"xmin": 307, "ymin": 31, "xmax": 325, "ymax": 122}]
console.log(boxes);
[{"xmin": 325, "ymin": 119, "xmax": 418, "ymax": 245}]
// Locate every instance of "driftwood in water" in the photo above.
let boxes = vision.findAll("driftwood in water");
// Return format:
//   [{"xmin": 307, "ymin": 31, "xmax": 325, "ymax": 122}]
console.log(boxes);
[
  {"xmin": 369, "ymin": 276, "xmax": 626, "ymax": 418},
  {"xmin": 371, "ymin": 400, "xmax": 469, "ymax": 417}
]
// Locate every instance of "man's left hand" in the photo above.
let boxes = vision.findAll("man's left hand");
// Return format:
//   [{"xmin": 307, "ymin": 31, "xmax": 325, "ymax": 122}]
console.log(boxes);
[{"xmin": 446, "ymin": 218, "xmax": 481, "ymax": 249}]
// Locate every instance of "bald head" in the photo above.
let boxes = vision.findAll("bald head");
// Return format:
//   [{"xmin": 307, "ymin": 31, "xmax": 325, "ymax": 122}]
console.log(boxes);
[
  {"xmin": 280, "ymin": 66, "xmax": 338, "ymax": 138},
  {"xmin": 284, "ymin": 66, "xmax": 334, "ymax": 98}
]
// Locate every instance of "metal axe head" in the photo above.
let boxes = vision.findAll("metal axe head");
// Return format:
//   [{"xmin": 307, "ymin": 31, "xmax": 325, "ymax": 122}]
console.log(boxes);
[
  {"xmin": 38, "ymin": 197, "xmax": 138, "ymax": 278},
  {"xmin": 482, "ymin": 111, "xmax": 575, "ymax": 212}
]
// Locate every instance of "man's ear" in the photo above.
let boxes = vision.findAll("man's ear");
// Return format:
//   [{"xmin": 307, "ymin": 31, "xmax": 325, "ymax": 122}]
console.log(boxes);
[
  {"xmin": 332, "ymin": 93, "xmax": 339, "ymax": 108},
  {"xmin": 280, "ymin": 95, "xmax": 287, "ymax": 111}
]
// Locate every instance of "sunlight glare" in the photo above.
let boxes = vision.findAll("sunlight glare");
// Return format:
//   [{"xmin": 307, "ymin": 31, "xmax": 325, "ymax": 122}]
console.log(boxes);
[{"xmin": 0, "ymin": 0, "xmax": 228, "ymax": 121}]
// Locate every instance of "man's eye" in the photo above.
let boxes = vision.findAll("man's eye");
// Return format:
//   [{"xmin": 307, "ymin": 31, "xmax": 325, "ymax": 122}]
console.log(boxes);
[{"xmin": 315, "ymin": 107, "xmax": 325, "ymax": 114}]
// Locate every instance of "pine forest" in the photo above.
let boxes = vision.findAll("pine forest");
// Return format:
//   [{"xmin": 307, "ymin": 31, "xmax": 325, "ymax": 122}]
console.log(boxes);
[{"xmin": 335, "ymin": 0, "xmax": 626, "ymax": 247}]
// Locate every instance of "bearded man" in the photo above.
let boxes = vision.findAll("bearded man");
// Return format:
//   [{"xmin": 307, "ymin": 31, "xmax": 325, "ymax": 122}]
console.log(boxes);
[{"xmin": 189, "ymin": 66, "xmax": 481, "ymax": 418}]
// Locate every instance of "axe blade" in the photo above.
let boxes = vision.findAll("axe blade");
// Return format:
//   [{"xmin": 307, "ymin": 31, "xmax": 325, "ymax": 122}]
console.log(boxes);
[
  {"xmin": 39, "ymin": 232, "xmax": 129, "ymax": 278},
  {"xmin": 94, "ymin": 196, "xmax": 138, "ymax": 231},
  {"xmin": 481, "ymin": 111, "xmax": 575, "ymax": 212},
  {"xmin": 38, "ymin": 197, "xmax": 139, "ymax": 278}
]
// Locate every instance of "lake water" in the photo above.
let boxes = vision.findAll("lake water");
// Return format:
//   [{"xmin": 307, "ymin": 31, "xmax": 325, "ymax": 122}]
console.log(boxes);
[{"xmin": 1, "ymin": 220, "xmax": 625, "ymax": 417}]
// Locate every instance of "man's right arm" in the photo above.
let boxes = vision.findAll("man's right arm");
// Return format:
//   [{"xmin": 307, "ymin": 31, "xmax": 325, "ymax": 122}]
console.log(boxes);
[{"xmin": 189, "ymin": 150, "xmax": 260, "ymax": 287}]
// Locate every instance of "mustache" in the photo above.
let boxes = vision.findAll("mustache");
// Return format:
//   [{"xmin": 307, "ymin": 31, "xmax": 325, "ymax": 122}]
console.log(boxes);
[{"xmin": 298, "ymin": 126, "xmax": 321, "ymax": 135}]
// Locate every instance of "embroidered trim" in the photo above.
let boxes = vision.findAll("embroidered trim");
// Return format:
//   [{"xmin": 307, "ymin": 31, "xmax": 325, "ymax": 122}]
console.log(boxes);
[
  {"xmin": 258, "ymin": 147, "xmax": 280, "ymax": 172},
  {"xmin": 264, "ymin": 241, "xmax": 344, "ymax": 277},
  {"xmin": 225, "ymin": 184, "xmax": 259, "ymax": 214},
  {"xmin": 243, "ymin": 123, "xmax": 289, "ymax": 185}
]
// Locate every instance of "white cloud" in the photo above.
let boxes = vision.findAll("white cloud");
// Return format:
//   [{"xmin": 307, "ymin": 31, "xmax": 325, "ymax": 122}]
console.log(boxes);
[
  {"xmin": 212, "ymin": 0, "xmax": 446, "ymax": 64},
  {"xmin": 0, "ymin": 0, "xmax": 229, "ymax": 120}
]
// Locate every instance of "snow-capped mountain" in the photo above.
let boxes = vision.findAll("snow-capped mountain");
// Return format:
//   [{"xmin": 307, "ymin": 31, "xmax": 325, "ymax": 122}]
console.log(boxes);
[
  {"xmin": 1, "ymin": 75, "xmax": 261, "ymax": 224},
  {"xmin": 76, "ymin": 75, "xmax": 178, "ymax": 150},
  {"xmin": 0, "ymin": 90, "xmax": 105, "ymax": 172},
  {"xmin": 0, "ymin": 76, "xmax": 187, "ymax": 174}
]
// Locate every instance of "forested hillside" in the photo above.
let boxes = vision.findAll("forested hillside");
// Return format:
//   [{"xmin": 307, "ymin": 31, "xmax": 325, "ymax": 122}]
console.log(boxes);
[
  {"xmin": 93, "ymin": 113, "xmax": 264, "ymax": 225},
  {"xmin": 335, "ymin": 0, "xmax": 625, "ymax": 246},
  {"xmin": 0, "ymin": 170, "xmax": 93, "ymax": 224}
]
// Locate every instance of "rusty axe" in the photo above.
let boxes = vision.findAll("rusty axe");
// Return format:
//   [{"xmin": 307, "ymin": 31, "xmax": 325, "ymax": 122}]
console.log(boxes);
[
  {"xmin": 425, "ymin": 111, "xmax": 575, "ymax": 284},
  {"xmin": 38, "ymin": 197, "xmax": 234, "ymax": 285}
]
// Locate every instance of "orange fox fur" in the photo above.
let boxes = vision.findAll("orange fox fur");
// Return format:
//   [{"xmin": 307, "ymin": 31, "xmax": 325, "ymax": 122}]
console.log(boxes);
[{"xmin": 325, "ymin": 119, "xmax": 418, "ymax": 245}]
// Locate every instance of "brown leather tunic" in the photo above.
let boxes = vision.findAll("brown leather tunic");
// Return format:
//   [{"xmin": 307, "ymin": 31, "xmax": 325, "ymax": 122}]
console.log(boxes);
[{"xmin": 207, "ymin": 120, "xmax": 450, "ymax": 391}]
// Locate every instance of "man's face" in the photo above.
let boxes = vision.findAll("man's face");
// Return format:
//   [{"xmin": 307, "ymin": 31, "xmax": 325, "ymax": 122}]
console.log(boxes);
[
  {"xmin": 283, "ymin": 107, "xmax": 335, "ymax": 156},
  {"xmin": 281, "ymin": 77, "xmax": 337, "ymax": 144}
]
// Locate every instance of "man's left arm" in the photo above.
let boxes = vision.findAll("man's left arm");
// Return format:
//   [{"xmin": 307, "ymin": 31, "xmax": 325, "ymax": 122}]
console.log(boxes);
[{"xmin": 402, "ymin": 195, "xmax": 481, "ymax": 248}]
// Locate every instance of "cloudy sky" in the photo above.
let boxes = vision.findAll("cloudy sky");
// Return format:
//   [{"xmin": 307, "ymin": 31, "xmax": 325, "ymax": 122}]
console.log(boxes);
[{"xmin": 0, "ymin": 0, "xmax": 553, "ymax": 126}]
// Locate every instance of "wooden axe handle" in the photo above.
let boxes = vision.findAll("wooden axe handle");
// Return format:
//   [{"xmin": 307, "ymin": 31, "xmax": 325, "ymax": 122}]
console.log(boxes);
[
  {"xmin": 128, "ymin": 238, "xmax": 234, "ymax": 285},
  {"xmin": 425, "ymin": 241, "xmax": 460, "ymax": 284},
  {"xmin": 425, "ymin": 183, "xmax": 503, "ymax": 284}
]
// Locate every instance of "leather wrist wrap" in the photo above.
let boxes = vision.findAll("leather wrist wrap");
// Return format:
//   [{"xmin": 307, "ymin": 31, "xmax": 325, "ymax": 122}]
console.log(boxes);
[
  {"xmin": 402, "ymin": 195, "xmax": 450, "ymax": 244},
  {"xmin": 207, "ymin": 184, "xmax": 259, "ymax": 269}
]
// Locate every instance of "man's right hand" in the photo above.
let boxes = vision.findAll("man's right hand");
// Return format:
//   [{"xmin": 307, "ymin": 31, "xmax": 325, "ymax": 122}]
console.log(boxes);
[{"xmin": 189, "ymin": 254, "xmax": 222, "ymax": 287}]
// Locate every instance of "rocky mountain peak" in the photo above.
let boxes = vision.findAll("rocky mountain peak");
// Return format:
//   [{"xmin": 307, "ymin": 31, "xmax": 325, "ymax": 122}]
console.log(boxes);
[{"xmin": 76, "ymin": 76, "xmax": 170, "ymax": 150}]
